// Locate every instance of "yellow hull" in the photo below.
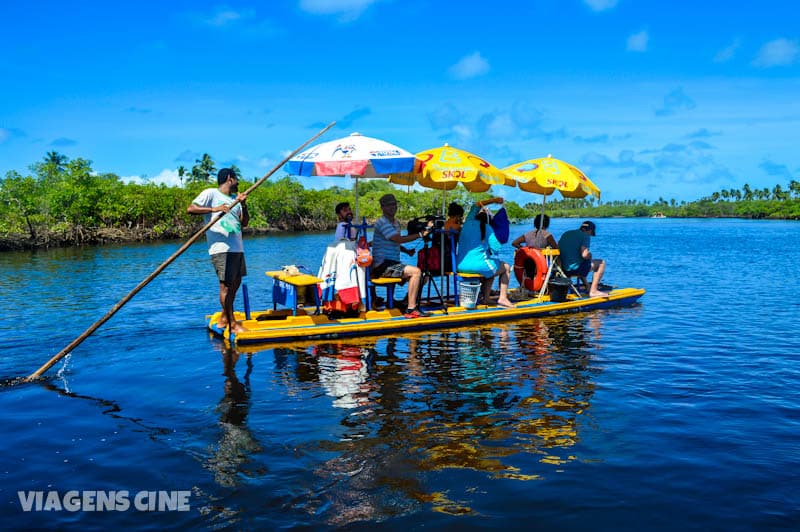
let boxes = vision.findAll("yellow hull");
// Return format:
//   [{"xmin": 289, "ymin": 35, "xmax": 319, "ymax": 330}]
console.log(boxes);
[{"xmin": 207, "ymin": 288, "xmax": 645, "ymax": 345}]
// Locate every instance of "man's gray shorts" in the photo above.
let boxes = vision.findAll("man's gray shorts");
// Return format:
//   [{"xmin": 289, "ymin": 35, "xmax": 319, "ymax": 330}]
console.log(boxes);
[{"xmin": 211, "ymin": 252, "xmax": 247, "ymax": 284}]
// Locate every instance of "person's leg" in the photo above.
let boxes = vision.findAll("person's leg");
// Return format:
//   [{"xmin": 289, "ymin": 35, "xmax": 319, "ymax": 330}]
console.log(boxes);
[
  {"xmin": 226, "ymin": 275, "xmax": 248, "ymax": 332},
  {"xmin": 589, "ymin": 259, "xmax": 608, "ymax": 297},
  {"xmin": 481, "ymin": 277, "xmax": 493, "ymax": 304},
  {"xmin": 404, "ymin": 265, "xmax": 422, "ymax": 309},
  {"xmin": 496, "ymin": 262, "xmax": 515, "ymax": 308},
  {"xmin": 579, "ymin": 277, "xmax": 590, "ymax": 292},
  {"xmin": 577, "ymin": 260, "xmax": 592, "ymax": 295},
  {"xmin": 221, "ymin": 253, "xmax": 249, "ymax": 332},
  {"xmin": 217, "ymin": 280, "xmax": 230, "ymax": 328},
  {"xmin": 211, "ymin": 253, "xmax": 231, "ymax": 328}
]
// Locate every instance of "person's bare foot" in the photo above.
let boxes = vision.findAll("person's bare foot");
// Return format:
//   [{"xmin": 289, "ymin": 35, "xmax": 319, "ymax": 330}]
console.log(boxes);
[
  {"xmin": 230, "ymin": 322, "xmax": 249, "ymax": 333},
  {"xmin": 497, "ymin": 298, "xmax": 516, "ymax": 308},
  {"xmin": 589, "ymin": 290, "xmax": 609, "ymax": 298}
]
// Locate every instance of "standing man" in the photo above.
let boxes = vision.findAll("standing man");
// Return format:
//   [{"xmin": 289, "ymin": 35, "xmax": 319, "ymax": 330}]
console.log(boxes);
[
  {"xmin": 371, "ymin": 193, "xmax": 430, "ymax": 318},
  {"xmin": 188, "ymin": 168, "xmax": 250, "ymax": 333},
  {"xmin": 558, "ymin": 220, "xmax": 608, "ymax": 298}
]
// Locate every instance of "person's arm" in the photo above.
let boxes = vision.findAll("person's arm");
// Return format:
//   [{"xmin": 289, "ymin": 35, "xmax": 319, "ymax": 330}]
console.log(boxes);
[
  {"xmin": 388, "ymin": 226, "xmax": 430, "ymax": 244},
  {"xmin": 512, "ymin": 235, "xmax": 525, "ymax": 249},
  {"xmin": 187, "ymin": 190, "xmax": 219, "ymax": 215},
  {"xmin": 476, "ymin": 197, "xmax": 504, "ymax": 207},
  {"xmin": 187, "ymin": 190, "xmax": 233, "ymax": 216},
  {"xmin": 238, "ymin": 193, "xmax": 249, "ymax": 228},
  {"xmin": 546, "ymin": 234, "xmax": 559, "ymax": 248}
]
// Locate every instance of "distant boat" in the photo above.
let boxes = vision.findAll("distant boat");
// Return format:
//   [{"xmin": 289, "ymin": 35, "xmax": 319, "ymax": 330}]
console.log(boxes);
[{"xmin": 651, "ymin": 212, "xmax": 667, "ymax": 218}]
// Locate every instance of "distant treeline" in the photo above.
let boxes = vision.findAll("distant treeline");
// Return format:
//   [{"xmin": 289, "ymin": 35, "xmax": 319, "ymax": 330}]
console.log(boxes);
[{"xmin": 1, "ymin": 152, "xmax": 798, "ymax": 250}]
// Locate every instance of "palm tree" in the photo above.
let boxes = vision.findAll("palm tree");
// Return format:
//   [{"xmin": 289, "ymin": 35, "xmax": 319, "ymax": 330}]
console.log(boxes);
[
  {"xmin": 191, "ymin": 153, "xmax": 216, "ymax": 183},
  {"xmin": 44, "ymin": 150, "xmax": 68, "ymax": 170},
  {"xmin": 789, "ymin": 180, "xmax": 800, "ymax": 199},
  {"xmin": 177, "ymin": 166, "xmax": 186, "ymax": 186}
]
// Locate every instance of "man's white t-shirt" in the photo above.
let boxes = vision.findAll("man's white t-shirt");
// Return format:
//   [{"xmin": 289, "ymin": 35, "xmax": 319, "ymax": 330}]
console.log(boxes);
[{"xmin": 192, "ymin": 188, "xmax": 244, "ymax": 254}]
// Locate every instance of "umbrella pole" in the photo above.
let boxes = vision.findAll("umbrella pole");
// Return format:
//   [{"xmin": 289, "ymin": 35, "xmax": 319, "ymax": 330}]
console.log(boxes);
[
  {"xmin": 441, "ymin": 190, "xmax": 446, "ymax": 305},
  {"xmin": 352, "ymin": 174, "xmax": 358, "ymax": 220}
]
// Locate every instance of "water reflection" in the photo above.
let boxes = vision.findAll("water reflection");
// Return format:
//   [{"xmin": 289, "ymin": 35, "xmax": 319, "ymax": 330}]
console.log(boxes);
[
  {"xmin": 205, "ymin": 346, "xmax": 261, "ymax": 488},
  {"xmin": 255, "ymin": 315, "xmax": 604, "ymax": 523},
  {"xmin": 272, "ymin": 341, "xmax": 377, "ymax": 411}
]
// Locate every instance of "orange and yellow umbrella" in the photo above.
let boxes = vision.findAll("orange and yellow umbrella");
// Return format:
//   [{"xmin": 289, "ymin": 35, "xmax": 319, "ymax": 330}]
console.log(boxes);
[
  {"xmin": 502, "ymin": 156, "xmax": 600, "ymax": 200},
  {"xmin": 406, "ymin": 144, "xmax": 514, "ymax": 193}
]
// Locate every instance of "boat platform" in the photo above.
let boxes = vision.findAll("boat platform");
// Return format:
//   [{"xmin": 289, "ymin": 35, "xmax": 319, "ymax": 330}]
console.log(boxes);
[{"xmin": 207, "ymin": 287, "xmax": 645, "ymax": 345}]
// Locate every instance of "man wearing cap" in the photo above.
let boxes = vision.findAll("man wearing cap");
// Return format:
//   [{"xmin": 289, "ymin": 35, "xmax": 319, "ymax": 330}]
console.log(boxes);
[
  {"xmin": 371, "ymin": 193, "xmax": 430, "ymax": 318},
  {"xmin": 557, "ymin": 220, "xmax": 608, "ymax": 298}
]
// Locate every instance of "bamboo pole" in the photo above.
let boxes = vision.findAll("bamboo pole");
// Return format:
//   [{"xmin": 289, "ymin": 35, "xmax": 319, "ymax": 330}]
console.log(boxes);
[{"xmin": 24, "ymin": 122, "xmax": 335, "ymax": 382}]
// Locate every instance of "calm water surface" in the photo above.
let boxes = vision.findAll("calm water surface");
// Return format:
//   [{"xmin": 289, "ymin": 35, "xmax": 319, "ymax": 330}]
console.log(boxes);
[{"xmin": 1, "ymin": 218, "xmax": 798, "ymax": 530}]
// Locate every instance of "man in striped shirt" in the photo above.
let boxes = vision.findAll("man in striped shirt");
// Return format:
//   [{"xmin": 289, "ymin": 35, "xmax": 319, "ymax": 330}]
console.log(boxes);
[{"xmin": 371, "ymin": 194, "xmax": 430, "ymax": 318}]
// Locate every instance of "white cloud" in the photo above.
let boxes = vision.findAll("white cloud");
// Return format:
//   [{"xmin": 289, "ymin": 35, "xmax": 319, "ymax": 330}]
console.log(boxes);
[
  {"xmin": 752, "ymin": 38, "xmax": 799, "ymax": 67},
  {"xmin": 654, "ymin": 87, "xmax": 696, "ymax": 117},
  {"xmin": 0, "ymin": 127, "xmax": 26, "ymax": 144},
  {"xmin": 481, "ymin": 113, "xmax": 516, "ymax": 139},
  {"xmin": 714, "ymin": 39, "xmax": 741, "ymax": 63},
  {"xmin": 196, "ymin": 6, "xmax": 255, "ymax": 27},
  {"xmin": 257, "ymin": 156, "xmax": 277, "ymax": 169},
  {"xmin": 124, "ymin": 168, "xmax": 183, "ymax": 187},
  {"xmin": 209, "ymin": 9, "xmax": 247, "ymax": 26},
  {"xmin": 448, "ymin": 51, "xmax": 490, "ymax": 80},
  {"xmin": 428, "ymin": 103, "xmax": 463, "ymax": 130},
  {"xmin": 583, "ymin": 0, "xmax": 618, "ymax": 12},
  {"xmin": 299, "ymin": 0, "xmax": 380, "ymax": 22},
  {"xmin": 626, "ymin": 30, "xmax": 649, "ymax": 52},
  {"xmin": 187, "ymin": 6, "xmax": 282, "ymax": 37}
]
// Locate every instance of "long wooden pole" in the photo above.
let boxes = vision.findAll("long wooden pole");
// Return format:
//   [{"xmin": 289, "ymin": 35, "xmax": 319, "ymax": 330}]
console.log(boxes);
[{"xmin": 24, "ymin": 122, "xmax": 335, "ymax": 382}]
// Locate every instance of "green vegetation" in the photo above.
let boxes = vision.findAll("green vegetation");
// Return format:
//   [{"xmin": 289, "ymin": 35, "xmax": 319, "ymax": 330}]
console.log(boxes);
[
  {"xmin": 540, "ymin": 182, "xmax": 800, "ymax": 220},
  {"xmin": 2, "ymin": 152, "xmax": 798, "ymax": 250}
]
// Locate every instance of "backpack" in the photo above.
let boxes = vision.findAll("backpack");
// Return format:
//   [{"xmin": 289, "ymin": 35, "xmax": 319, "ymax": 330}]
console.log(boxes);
[
  {"xmin": 417, "ymin": 245, "xmax": 441, "ymax": 272},
  {"xmin": 322, "ymin": 295, "xmax": 361, "ymax": 319},
  {"xmin": 490, "ymin": 207, "xmax": 510, "ymax": 244},
  {"xmin": 356, "ymin": 236, "xmax": 373, "ymax": 267}
]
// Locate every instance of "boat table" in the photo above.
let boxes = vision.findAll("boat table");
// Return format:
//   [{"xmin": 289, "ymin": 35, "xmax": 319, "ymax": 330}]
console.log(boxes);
[
  {"xmin": 265, "ymin": 271, "xmax": 322, "ymax": 316},
  {"xmin": 536, "ymin": 248, "xmax": 582, "ymax": 299}
]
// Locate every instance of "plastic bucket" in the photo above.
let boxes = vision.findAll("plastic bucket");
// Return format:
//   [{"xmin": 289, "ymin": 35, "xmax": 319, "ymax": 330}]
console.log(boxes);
[
  {"xmin": 458, "ymin": 281, "xmax": 481, "ymax": 309},
  {"xmin": 548, "ymin": 277, "xmax": 571, "ymax": 303}
]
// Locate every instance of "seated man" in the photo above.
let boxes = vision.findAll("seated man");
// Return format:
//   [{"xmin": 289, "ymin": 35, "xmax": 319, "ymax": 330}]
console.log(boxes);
[
  {"xmin": 371, "ymin": 193, "xmax": 431, "ymax": 318},
  {"xmin": 557, "ymin": 220, "xmax": 608, "ymax": 297},
  {"xmin": 334, "ymin": 201, "xmax": 358, "ymax": 240}
]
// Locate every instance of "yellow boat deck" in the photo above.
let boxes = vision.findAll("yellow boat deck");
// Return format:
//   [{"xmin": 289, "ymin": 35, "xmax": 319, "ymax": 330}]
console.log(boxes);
[{"xmin": 207, "ymin": 287, "xmax": 645, "ymax": 345}]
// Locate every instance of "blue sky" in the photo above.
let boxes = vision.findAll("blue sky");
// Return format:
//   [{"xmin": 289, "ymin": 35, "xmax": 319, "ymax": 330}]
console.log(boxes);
[{"xmin": 1, "ymin": 0, "xmax": 798, "ymax": 203}]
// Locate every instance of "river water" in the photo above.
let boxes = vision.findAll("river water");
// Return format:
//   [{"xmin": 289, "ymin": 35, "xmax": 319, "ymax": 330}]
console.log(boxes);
[{"xmin": 1, "ymin": 218, "xmax": 798, "ymax": 530}]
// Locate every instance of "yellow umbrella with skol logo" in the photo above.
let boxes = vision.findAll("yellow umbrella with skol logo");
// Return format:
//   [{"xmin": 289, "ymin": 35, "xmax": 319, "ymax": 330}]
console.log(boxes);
[
  {"xmin": 502, "ymin": 155, "xmax": 600, "ymax": 209},
  {"xmin": 408, "ymin": 144, "xmax": 514, "ymax": 192},
  {"xmin": 397, "ymin": 144, "xmax": 515, "ymax": 307}
]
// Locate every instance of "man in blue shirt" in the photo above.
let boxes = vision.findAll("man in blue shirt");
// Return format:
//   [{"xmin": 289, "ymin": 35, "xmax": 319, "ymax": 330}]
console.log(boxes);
[{"xmin": 558, "ymin": 220, "xmax": 608, "ymax": 297}]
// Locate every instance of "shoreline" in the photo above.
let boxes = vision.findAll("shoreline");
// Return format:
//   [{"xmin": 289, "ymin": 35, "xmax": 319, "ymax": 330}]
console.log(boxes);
[{"xmin": 2, "ymin": 215, "xmax": 796, "ymax": 252}]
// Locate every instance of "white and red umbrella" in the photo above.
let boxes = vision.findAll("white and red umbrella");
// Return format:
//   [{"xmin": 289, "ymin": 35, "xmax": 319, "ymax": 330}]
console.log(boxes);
[{"xmin": 286, "ymin": 132, "xmax": 415, "ymax": 217}]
